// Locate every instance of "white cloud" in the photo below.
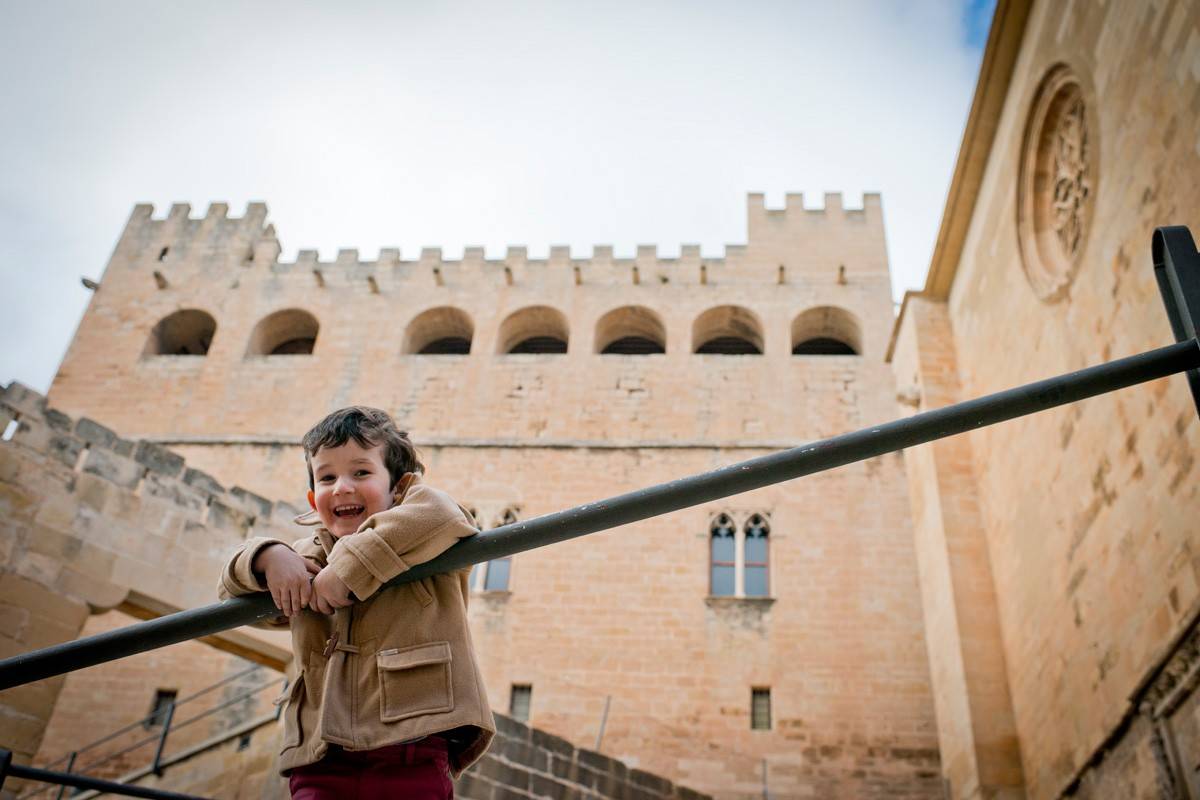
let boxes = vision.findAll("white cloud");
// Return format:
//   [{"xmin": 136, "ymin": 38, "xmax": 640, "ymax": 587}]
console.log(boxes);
[{"xmin": 0, "ymin": 0, "xmax": 985, "ymax": 391}]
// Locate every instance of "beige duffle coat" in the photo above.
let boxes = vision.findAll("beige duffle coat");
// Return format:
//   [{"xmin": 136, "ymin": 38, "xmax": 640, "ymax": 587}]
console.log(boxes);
[{"xmin": 217, "ymin": 474, "xmax": 495, "ymax": 777}]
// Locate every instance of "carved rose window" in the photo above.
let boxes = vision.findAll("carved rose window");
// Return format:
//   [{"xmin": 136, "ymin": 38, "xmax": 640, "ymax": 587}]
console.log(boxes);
[{"xmin": 1017, "ymin": 65, "xmax": 1097, "ymax": 302}]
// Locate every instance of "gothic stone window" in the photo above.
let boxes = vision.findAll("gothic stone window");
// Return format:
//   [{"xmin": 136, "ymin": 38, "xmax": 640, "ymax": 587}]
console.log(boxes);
[
  {"xmin": 470, "ymin": 507, "xmax": 518, "ymax": 592},
  {"xmin": 709, "ymin": 511, "xmax": 771, "ymax": 598}
]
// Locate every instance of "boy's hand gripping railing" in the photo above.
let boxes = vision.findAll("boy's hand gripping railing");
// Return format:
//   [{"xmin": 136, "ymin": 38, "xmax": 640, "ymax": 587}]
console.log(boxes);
[{"xmin": 0, "ymin": 226, "xmax": 1197, "ymax": 692}]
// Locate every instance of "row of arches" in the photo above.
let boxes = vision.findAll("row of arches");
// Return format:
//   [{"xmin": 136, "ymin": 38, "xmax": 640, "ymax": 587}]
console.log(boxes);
[{"xmin": 145, "ymin": 305, "xmax": 863, "ymax": 358}]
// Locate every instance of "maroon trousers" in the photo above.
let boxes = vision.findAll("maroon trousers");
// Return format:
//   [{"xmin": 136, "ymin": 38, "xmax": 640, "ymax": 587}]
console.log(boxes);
[{"xmin": 288, "ymin": 738, "xmax": 452, "ymax": 799}]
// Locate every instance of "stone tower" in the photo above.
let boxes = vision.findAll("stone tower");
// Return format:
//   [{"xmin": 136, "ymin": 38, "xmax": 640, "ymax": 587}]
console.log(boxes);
[{"xmin": 44, "ymin": 193, "xmax": 941, "ymax": 797}]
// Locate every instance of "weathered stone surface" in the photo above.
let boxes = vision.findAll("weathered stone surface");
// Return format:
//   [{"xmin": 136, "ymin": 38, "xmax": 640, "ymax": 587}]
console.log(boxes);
[
  {"xmin": 132, "ymin": 440, "xmax": 184, "ymax": 477},
  {"xmin": 1, "ymin": 382, "xmax": 47, "ymax": 417},
  {"xmin": 230, "ymin": 486, "xmax": 272, "ymax": 519},
  {"xmin": 74, "ymin": 417, "xmax": 119, "ymax": 449},
  {"xmin": 81, "ymin": 447, "xmax": 143, "ymax": 489},
  {"xmin": 183, "ymin": 466, "xmax": 225, "ymax": 496}
]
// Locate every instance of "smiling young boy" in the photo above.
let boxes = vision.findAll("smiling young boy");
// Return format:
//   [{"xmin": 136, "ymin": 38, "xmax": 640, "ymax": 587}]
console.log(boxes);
[{"xmin": 217, "ymin": 406, "xmax": 494, "ymax": 799}]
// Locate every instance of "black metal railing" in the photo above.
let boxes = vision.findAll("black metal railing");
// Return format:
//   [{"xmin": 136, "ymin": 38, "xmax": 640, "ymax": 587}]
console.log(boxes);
[
  {"xmin": 0, "ymin": 226, "xmax": 1197, "ymax": 795},
  {"xmin": 13, "ymin": 664, "xmax": 284, "ymax": 800},
  {"xmin": 0, "ymin": 752, "xmax": 205, "ymax": 800}
]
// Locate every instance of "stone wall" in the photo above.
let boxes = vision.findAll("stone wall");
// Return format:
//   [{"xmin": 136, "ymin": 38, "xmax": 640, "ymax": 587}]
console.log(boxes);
[
  {"xmin": 456, "ymin": 713, "xmax": 710, "ymax": 800},
  {"xmin": 0, "ymin": 381, "xmax": 292, "ymax": 781},
  {"xmin": 892, "ymin": 0, "xmax": 1200, "ymax": 797}
]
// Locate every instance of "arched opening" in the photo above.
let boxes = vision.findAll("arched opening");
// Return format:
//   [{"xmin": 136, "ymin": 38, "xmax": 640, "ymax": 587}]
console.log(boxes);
[
  {"xmin": 497, "ymin": 306, "xmax": 569, "ymax": 355},
  {"xmin": 790, "ymin": 306, "xmax": 862, "ymax": 355},
  {"xmin": 246, "ymin": 309, "xmax": 319, "ymax": 356},
  {"xmin": 693, "ymin": 306, "xmax": 763, "ymax": 355},
  {"xmin": 595, "ymin": 306, "xmax": 666, "ymax": 354},
  {"xmin": 403, "ymin": 307, "xmax": 474, "ymax": 355},
  {"xmin": 144, "ymin": 309, "xmax": 216, "ymax": 356}
]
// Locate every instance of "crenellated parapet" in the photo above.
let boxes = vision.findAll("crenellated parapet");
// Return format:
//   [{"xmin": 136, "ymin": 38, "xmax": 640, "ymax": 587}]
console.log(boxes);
[
  {"xmin": 117, "ymin": 201, "xmax": 277, "ymax": 265},
  {"xmin": 109, "ymin": 193, "xmax": 885, "ymax": 288}
]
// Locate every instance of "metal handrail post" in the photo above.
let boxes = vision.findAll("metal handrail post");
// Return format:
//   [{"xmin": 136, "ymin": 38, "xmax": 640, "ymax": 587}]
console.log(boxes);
[
  {"xmin": 1153, "ymin": 226, "xmax": 1200, "ymax": 414},
  {"xmin": 150, "ymin": 701, "xmax": 175, "ymax": 776},
  {"xmin": 0, "ymin": 749, "xmax": 207, "ymax": 799},
  {"xmin": 1, "ymin": 748, "xmax": 13, "ymax": 791},
  {"xmin": 52, "ymin": 752, "xmax": 74, "ymax": 800}
]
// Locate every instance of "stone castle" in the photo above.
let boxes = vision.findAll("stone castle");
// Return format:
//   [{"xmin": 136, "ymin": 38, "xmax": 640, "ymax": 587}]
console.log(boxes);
[{"xmin": 3, "ymin": 0, "xmax": 1200, "ymax": 798}]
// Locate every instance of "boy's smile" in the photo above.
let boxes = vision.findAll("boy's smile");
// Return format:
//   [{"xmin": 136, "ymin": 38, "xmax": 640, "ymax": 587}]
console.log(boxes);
[{"xmin": 308, "ymin": 439, "xmax": 395, "ymax": 537}]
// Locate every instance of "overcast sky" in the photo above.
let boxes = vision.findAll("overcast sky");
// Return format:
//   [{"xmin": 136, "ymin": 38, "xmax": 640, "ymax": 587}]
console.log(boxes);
[{"xmin": 0, "ymin": 0, "xmax": 994, "ymax": 393}]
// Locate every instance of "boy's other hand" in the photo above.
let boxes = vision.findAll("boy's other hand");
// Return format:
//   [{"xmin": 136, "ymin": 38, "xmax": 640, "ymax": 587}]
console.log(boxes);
[
  {"xmin": 255, "ymin": 545, "xmax": 321, "ymax": 618},
  {"xmin": 311, "ymin": 567, "xmax": 353, "ymax": 615}
]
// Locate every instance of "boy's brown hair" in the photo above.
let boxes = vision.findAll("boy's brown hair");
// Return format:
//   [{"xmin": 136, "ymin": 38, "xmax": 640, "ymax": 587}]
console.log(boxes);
[{"xmin": 301, "ymin": 406, "xmax": 424, "ymax": 490}]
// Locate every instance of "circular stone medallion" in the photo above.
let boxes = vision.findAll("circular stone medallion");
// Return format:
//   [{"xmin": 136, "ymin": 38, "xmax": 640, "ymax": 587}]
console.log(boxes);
[{"xmin": 1017, "ymin": 65, "xmax": 1096, "ymax": 301}]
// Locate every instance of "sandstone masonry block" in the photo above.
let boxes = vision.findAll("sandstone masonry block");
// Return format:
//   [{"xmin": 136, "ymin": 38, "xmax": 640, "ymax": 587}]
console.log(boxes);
[
  {"xmin": 209, "ymin": 500, "xmax": 253, "ymax": 537},
  {"xmin": 141, "ymin": 472, "xmax": 208, "ymax": 515},
  {"xmin": 183, "ymin": 466, "xmax": 225, "ymax": 496},
  {"xmin": 74, "ymin": 417, "xmax": 119, "ymax": 450},
  {"xmin": 81, "ymin": 447, "xmax": 144, "ymax": 489},
  {"xmin": 132, "ymin": 440, "xmax": 185, "ymax": 477},
  {"xmin": 230, "ymin": 486, "xmax": 273, "ymax": 519},
  {"xmin": 43, "ymin": 408, "xmax": 72, "ymax": 432},
  {"xmin": 1, "ymin": 382, "xmax": 46, "ymax": 417}
]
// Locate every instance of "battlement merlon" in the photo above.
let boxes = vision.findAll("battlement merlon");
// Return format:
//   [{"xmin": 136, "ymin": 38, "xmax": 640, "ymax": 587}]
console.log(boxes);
[
  {"xmin": 114, "ymin": 202, "xmax": 276, "ymax": 264},
  {"xmin": 746, "ymin": 191, "xmax": 885, "ymax": 258}
]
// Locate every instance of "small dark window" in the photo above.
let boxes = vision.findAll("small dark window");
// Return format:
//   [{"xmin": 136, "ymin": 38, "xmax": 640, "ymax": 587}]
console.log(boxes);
[
  {"xmin": 792, "ymin": 337, "xmax": 857, "ymax": 355},
  {"xmin": 751, "ymin": 688, "xmax": 771, "ymax": 730},
  {"xmin": 237, "ymin": 733, "xmax": 253, "ymax": 751},
  {"xmin": 270, "ymin": 337, "xmax": 316, "ymax": 355},
  {"xmin": 158, "ymin": 247, "xmax": 169, "ymax": 261},
  {"xmin": 710, "ymin": 514, "xmax": 736, "ymax": 596},
  {"xmin": 509, "ymin": 336, "xmax": 567, "ymax": 354},
  {"xmin": 510, "ymin": 685, "xmax": 532, "ymax": 722},
  {"xmin": 145, "ymin": 689, "xmax": 177, "ymax": 728},
  {"xmin": 419, "ymin": 337, "xmax": 471, "ymax": 355},
  {"xmin": 696, "ymin": 336, "xmax": 760, "ymax": 355},
  {"xmin": 601, "ymin": 336, "xmax": 665, "ymax": 355}
]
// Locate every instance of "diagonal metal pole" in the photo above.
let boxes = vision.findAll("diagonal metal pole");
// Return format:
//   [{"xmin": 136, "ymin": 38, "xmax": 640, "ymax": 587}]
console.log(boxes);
[{"xmin": 1, "ymin": 337, "xmax": 1195, "ymax": 690}]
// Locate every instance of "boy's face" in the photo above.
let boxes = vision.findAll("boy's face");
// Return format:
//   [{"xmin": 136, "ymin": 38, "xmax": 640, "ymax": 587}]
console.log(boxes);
[{"xmin": 307, "ymin": 439, "xmax": 395, "ymax": 538}]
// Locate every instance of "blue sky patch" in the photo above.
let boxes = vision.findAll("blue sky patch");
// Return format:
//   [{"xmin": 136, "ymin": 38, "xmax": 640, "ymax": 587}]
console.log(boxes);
[{"xmin": 963, "ymin": 0, "xmax": 997, "ymax": 49}]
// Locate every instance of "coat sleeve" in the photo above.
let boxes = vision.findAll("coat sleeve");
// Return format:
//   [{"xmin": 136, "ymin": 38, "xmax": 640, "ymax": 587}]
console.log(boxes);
[
  {"xmin": 325, "ymin": 484, "xmax": 478, "ymax": 601},
  {"xmin": 217, "ymin": 535, "xmax": 326, "ymax": 600}
]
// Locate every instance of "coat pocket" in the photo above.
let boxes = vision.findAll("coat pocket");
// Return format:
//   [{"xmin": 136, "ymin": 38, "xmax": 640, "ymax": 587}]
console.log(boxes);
[
  {"xmin": 273, "ymin": 670, "xmax": 305, "ymax": 752},
  {"xmin": 376, "ymin": 641, "xmax": 454, "ymax": 723}
]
